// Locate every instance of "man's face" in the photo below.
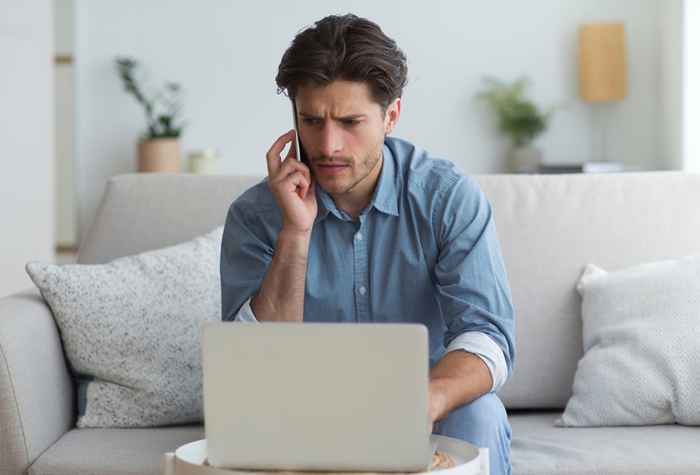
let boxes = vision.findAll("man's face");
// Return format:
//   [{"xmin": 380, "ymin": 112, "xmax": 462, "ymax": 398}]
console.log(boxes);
[{"xmin": 294, "ymin": 80, "xmax": 399, "ymax": 198}]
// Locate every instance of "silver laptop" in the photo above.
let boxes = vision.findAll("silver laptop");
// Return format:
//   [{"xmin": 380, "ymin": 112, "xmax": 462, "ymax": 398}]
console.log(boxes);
[{"xmin": 201, "ymin": 322, "xmax": 433, "ymax": 472}]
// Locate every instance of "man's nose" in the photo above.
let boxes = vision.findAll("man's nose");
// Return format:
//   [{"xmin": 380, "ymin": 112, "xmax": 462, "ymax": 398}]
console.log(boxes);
[{"xmin": 319, "ymin": 122, "xmax": 343, "ymax": 158}]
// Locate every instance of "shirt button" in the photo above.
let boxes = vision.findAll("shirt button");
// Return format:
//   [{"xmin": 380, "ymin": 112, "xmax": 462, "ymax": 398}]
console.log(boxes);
[
  {"xmin": 358, "ymin": 286, "xmax": 367, "ymax": 295},
  {"xmin": 355, "ymin": 232, "xmax": 363, "ymax": 241}
]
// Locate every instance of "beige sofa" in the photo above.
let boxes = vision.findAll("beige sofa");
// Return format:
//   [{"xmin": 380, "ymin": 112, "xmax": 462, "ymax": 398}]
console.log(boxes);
[{"xmin": 2, "ymin": 171, "xmax": 700, "ymax": 475}]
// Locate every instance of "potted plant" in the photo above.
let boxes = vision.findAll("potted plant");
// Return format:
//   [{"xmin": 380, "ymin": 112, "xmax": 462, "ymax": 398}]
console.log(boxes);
[
  {"xmin": 476, "ymin": 76, "xmax": 555, "ymax": 173},
  {"xmin": 116, "ymin": 57, "xmax": 186, "ymax": 172}
]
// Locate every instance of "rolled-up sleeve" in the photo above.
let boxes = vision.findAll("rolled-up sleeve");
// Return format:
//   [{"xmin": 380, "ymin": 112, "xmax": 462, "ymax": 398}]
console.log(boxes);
[
  {"xmin": 220, "ymin": 199, "xmax": 274, "ymax": 321},
  {"xmin": 433, "ymin": 175, "xmax": 516, "ymax": 379},
  {"xmin": 233, "ymin": 298, "xmax": 259, "ymax": 323}
]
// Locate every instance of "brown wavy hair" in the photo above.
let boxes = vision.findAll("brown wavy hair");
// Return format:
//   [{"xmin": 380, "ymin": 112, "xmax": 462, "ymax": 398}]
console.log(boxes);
[{"xmin": 275, "ymin": 14, "xmax": 408, "ymax": 114}]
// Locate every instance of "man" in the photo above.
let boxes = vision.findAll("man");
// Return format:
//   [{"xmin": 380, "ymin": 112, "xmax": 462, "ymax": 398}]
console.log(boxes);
[{"xmin": 220, "ymin": 13, "xmax": 515, "ymax": 475}]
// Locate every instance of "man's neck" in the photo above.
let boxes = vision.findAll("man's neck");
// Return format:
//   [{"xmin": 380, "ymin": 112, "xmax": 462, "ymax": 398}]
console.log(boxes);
[{"xmin": 332, "ymin": 154, "xmax": 383, "ymax": 220}]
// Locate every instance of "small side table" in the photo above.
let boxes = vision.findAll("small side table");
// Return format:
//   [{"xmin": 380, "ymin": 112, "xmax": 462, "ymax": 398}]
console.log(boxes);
[{"xmin": 161, "ymin": 435, "xmax": 489, "ymax": 475}]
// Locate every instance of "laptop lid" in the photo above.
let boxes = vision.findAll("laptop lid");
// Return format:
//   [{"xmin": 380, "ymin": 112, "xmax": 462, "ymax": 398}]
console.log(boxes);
[{"xmin": 201, "ymin": 322, "xmax": 432, "ymax": 472}]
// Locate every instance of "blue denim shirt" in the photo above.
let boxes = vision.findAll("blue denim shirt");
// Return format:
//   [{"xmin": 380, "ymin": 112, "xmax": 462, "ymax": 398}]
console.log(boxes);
[{"xmin": 221, "ymin": 136, "xmax": 515, "ymax": 374}]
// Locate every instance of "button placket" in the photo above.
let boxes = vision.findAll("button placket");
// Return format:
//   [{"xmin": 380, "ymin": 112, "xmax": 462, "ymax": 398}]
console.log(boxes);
[{"xmin": 352, "ymin": 218, "xmax": 370, "ymax": 321}]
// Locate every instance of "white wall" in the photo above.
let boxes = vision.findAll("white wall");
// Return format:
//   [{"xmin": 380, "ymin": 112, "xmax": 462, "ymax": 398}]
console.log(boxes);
[
  {"xmin": 55, "ymin": 0, "xmax": 77, "ymax": 247},
  {"xmin": 75, "ymin": 0, "xmax": 672, "ymax": 243},
  {"xmin": 659, "ymin": 0, "xmax": 683, "ymax": 171},
  {"xmin": 0, "ymin": 0, "xmax": 54, "ymax": 297},
  {"xmin": 683, "ymin": 0, "xmax": 700, "ymax": 172}
]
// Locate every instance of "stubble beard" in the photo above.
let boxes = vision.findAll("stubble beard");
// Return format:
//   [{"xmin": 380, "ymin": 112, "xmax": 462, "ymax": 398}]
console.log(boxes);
[
  {"xmin": 309, "ymin": 138, "xmax": 383, "ymax": 193},
  {"xmin": 328, "ymin": 146, "xmax": 383, "ymax": 197}
]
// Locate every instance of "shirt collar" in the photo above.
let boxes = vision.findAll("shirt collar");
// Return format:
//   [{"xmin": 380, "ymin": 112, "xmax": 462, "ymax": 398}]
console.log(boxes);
[
  {"xmin": 370, "ymin": 141, "xmax": 399, "ymax": 217},
  {"xmin": 315, "ymin": 185, "xmax": 337, "ymax": 222},
  {"xmin": 315, "ymin": 141, "xmax": 399, "ymax": 223}
]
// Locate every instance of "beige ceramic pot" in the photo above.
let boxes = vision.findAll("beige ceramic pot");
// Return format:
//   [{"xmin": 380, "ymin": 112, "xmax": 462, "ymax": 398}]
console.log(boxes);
[{"xmin": 137, "ymin": 138, "xmax": 181, "ymax": 173}]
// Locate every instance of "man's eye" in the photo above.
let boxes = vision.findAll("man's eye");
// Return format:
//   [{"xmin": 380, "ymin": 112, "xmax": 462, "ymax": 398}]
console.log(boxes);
[{"xmin": 302, "ymin": 118, "xmax": 359, "ymax": 126}]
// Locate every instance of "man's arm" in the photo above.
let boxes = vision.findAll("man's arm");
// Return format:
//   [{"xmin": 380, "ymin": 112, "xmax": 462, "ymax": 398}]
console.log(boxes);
[
  {"xmin": 430, "ymin": 175, "xmax": 516, "ymax": 424},
  {"xmin": 250, "ymin": 129, "xmax": 317, "ymax": 322},
  {"xmin": 250, "ymin": 229, "xmax": 310, "ymax": 322},
  {"xmin": 428, "ymin": 350, "xmax": 492, "ymax": 423},
  {"xmin": 428, "ymin": 331, "xmax": 509, "ymax": 424},
  {"xmin": 221, "ymin": 130, "xmax": 317, "ymax": 322}
]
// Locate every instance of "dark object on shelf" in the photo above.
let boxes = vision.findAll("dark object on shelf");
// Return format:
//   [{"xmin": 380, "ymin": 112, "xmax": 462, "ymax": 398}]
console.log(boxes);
[{"xmin": 538, "ymin": 161, "xmax": 624, "ymax": 174}]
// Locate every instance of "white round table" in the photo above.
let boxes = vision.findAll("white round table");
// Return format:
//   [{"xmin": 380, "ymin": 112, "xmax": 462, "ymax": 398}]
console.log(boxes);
[{"xmin": 161, "ymin": 435, "xmax": 488, "ymax": 475}]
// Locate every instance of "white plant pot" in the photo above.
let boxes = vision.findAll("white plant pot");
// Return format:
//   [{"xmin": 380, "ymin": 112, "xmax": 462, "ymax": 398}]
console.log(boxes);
[
  {"xmin": 507, "ymin": 145, "xmax": 542, "ymax": 173},
  {"xmin": 188, "ymin": 149, "xmax": 220, "ymax": 175}
]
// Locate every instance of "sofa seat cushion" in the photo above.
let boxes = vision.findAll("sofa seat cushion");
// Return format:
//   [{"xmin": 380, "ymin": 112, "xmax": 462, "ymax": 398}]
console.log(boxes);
[
  {"xmin": 27, "ymin": 414, "xmax": 700, "ymax": 475},
  {"xmin": 27, "ymin": 425, "xmax": 203, "ymax": 475},
  {"xmin": 511, "ymin": 411, "xmax": 700, "ymax": 475}
]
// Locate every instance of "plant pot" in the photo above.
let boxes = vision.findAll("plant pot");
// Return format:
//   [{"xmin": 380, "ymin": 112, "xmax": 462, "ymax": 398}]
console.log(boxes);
[
  {"xmin": 137, "ymin": 138, "xmax": 181, "ymax": 173},
  {"xmin": 188, "ymin": 148, "xmax": 220, "ymax": 175},
  {"xmin": 507, "ymin": 145, "xmax": 542, "ymax": 173}
]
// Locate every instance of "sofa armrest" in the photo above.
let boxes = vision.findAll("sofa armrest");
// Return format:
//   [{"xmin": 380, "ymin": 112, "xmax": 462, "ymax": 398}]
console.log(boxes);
[{"xmin": 0, "ymin": 288, "xmax": 74, "ymax": 474}]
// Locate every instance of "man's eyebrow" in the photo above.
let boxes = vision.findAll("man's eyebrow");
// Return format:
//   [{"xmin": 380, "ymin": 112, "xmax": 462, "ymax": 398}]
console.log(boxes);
[{"xmin": 299, "ymin": 113, "xmax": 367, "ymax": 120}]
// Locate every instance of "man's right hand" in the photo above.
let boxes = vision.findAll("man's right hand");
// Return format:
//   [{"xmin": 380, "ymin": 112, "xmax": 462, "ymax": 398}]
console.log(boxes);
[{"xmin": 266, "ymin": 130, "xmax": 318, "ymax": 234}]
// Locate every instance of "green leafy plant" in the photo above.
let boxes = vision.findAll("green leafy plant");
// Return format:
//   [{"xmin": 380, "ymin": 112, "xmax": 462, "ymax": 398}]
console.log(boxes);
[
  {"xmin": 476, "ymin": 76, "xmax": 555, "ymax": 147},
  {"xmin": 115, "ymin": 57, "xmax": 185, "ymax": 139}
]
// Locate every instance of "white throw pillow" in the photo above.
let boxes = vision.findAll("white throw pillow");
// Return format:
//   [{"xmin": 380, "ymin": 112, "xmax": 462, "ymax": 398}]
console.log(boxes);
[
  {"xmin": 556, "ymin": 255, "xmax": 700, "ymax": 427},
  {"xmin": 25, "ymin": 226, "xmax": 223, "ymax": 428}
]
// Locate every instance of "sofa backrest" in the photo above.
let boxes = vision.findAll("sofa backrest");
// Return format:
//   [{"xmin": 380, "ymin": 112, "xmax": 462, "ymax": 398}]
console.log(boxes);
[{"xmin": 78, "ymin": 171, "xmax": 700, "ymax": 409}]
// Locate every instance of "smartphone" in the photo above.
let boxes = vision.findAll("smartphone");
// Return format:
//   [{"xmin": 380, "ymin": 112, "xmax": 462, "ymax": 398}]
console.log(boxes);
[{"xmin": 291, "ymin": 100, "xmax": 310, "ymax": 165}]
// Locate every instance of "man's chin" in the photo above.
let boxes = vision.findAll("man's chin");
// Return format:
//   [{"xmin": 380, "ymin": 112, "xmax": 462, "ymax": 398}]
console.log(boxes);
[{"xmin": 316, "ymin": 178, "xmax": 352, "ymax": 196}]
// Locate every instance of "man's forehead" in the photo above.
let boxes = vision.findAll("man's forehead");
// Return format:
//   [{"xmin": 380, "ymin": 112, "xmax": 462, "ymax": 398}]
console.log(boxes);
[{"xmin": 295, "ymin": 80, "xmax": 379, "ymax": 113}]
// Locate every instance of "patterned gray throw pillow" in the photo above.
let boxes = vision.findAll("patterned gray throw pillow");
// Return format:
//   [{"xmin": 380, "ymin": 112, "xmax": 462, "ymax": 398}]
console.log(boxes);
[{"xmin": 25, "ymin": 226, "xmax": 223, "ymax": 428}]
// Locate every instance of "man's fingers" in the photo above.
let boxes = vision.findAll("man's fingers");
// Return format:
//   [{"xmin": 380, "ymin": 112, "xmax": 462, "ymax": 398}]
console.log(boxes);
[
  {"xmin": 284, "ymin": 132, "xmax": 298, "ymax": 161},
  {"xmin": 282, "ymin": 171, "xmax": 309, "ymax": 196},
  {"xmin": 266, "ymin": 130, "xmax": 295, "ymax": 176},
  {"xmin": 275, "ymin": 155, "xmax": 311, "ymax": 184}
]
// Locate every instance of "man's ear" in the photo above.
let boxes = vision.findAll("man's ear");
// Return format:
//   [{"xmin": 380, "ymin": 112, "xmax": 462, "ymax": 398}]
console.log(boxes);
[{"xmin": 384, "ymin": 97, "xmax": 401, "ymax": 135}]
